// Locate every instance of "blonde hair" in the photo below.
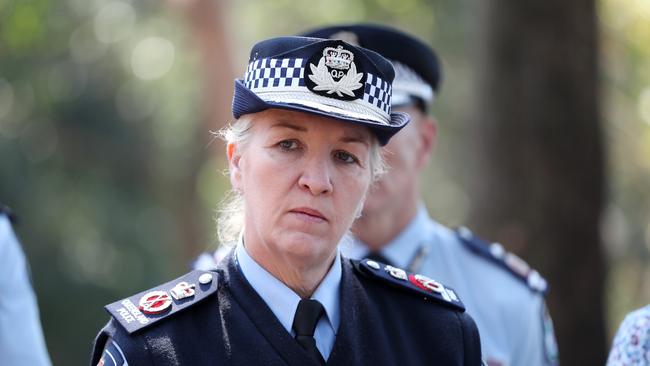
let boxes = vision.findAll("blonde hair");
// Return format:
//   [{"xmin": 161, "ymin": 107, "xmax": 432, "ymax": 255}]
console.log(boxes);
[{"xmin": 216, "ymin": 115, "xmax": 385, "ymax": 244}]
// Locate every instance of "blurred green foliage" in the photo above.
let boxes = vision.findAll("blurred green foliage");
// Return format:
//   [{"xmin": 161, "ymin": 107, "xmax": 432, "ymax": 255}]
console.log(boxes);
[
  {"xmin": 0, "ymin": 0, "xmax": 648, "ymax": 363},
  {"xmin": 0, "ymin": 0, "xmax": 211, "ymax": 362},
  {"xmin": 600, "ymin": 0, "xmax": 650, "ymax": 336}
]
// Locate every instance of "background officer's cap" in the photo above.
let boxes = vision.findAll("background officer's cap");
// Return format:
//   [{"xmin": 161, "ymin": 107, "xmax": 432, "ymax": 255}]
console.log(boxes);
[
  {"xmin": 232, "ymin": 36, "xmax": 410, "ymax": 145},
  {"xmin": 302, "ymin": 23, "xmax": 441, "ymax": 112}
]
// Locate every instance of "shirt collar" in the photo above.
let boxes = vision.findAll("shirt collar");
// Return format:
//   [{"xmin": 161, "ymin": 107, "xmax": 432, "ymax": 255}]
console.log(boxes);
[
  {"xmin": 347, "ymin": 204, "xmax": 431, "ymax": 269},
  {"xmin": 235, "ymin": 241, "xmax": 341, "ymax": 335}
]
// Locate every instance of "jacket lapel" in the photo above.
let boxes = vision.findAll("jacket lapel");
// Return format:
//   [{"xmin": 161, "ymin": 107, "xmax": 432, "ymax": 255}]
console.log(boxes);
[
  {"xmin": 327, "ymin": 258, "xmax": 394, "ymax": 365},
  {"xmin": 220, "ymin": 251, "xmax": 322, "ymax": 366}
]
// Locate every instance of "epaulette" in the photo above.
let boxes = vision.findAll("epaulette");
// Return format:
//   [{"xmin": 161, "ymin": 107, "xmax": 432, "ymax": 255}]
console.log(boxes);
[
  {"xmin": 455, "ymin": 226, "xmax": 548, "ymax": 294},
  {"xmin": 105, "ymin": 269, "xmax": 219, "ymax": 334},
  {"xmin": 351, "ymin": 258, "xmax": 465, "ymax": 312},
  {"xmin": 0, "ymin": 204, "xmax": 17, "ymax": 224}
]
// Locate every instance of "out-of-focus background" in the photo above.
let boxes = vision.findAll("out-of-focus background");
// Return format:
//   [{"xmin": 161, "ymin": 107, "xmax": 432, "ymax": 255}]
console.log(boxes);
[{"xmin": 0, "ymin": 0, "xmax": 648, "ymax": 364}]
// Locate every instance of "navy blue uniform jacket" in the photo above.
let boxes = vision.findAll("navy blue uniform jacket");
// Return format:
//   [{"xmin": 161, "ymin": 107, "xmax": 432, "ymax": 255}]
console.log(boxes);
[{"xmin": 91, "ymin": 254, "xmax": 482, "ymax": 365}]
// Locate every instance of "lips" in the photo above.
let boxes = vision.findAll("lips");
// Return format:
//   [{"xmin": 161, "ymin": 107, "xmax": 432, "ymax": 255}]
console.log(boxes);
[{"xmin": 289, "ymin": 207, "xmax": 328, "ymax": 222}]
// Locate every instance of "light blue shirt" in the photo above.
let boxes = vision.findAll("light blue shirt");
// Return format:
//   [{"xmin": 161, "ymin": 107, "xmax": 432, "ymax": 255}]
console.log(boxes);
[
  {"xmin": 0, "ymin": 215, "xmax": 51, "ymax": 366},
  {"xmin": 343, "ymin": 204, "xmax": 558, "ymax": 366},
  {"xmin": 343, "ymin": 205, "xmax": 424, "ymax": 271},
  {"xmin": 235, "ymin": 242, "xmax": 341, "ymax": 360}
]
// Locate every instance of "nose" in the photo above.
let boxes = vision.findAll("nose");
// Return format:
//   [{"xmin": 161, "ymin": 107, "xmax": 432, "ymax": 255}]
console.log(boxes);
[{"xmin": 298, "ymin": 156, "xmax": 333, "ymax": 196}]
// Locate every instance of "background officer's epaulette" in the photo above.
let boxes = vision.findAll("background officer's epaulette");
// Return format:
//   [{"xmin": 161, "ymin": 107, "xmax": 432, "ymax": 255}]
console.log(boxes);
[
  {"xmin": 351, "ymin": 259, "xmax": 465, "ymax": 312},
  {"xmin": 105, "ymin": 270, "xmax": 219, "ymax": 334},
  {"xmin": 455, "ymin": 226, "xmax": 548, "ymax": 294}
]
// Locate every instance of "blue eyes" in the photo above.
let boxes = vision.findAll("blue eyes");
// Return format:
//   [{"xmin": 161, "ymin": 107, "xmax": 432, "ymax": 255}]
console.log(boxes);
[
  {"xmin": 333, "ymin": 151, "xmax": 358, "ymax": 164},
  {"xmin": 278, "ymin": 140, "xmax": 299, "ymax": 150},
  {"xmin": 276, "ymin": 140, "xmax": 360, "ymax": 165}
]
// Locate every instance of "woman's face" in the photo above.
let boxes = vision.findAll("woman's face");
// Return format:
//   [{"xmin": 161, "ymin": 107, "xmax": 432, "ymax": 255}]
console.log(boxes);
[{"xmin": 229, "ymin": 109, "xmax": 374, "ymax": 268}]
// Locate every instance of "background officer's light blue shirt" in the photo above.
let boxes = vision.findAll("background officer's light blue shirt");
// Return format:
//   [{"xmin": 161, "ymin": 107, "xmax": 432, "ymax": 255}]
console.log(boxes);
[
  {"xmin": 235, "ymin": 242, "xmax": 340, "ymax": 360},
  {"xmin": 0, "ymin": 215, "xmax": 52, "ymax": 366}
]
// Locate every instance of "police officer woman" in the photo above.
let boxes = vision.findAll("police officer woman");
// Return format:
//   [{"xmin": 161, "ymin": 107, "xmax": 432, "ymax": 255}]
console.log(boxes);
[{"xmin": 91, "ymin": 36, "xmax": 482, "ymax": 366}]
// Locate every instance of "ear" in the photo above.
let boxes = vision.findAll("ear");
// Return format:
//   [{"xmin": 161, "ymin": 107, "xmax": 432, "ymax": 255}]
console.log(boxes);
[
  {"xmin": 227, "ymin": 142, "xmax": 243, "ymax": 193},
  {"xmin": 416, "ymin": 115, "xmax": 437, "ymax": 169}
]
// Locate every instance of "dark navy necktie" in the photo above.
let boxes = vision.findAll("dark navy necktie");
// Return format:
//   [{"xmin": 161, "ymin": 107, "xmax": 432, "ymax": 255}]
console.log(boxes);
[{"xmin": 292, "ymin": 299, "xmax": 326, "ymax": 365}]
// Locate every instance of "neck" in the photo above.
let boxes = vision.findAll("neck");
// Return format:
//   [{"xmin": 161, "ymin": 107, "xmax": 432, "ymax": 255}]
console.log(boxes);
[
  {"xmin": 353, "ymin": 199, "xmax": 419, "ymax": 252},
  {"xmin": 245, "ymin": 240, "xmax": 336, "ymax": 299}
]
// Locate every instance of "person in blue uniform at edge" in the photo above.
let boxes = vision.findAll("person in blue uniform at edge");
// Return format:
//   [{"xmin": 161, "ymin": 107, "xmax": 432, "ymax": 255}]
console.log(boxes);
[
  {"xmin": 0, "ymin": 205, "xmax": 52, "ymax": 366},
  {"xmin": 299, "ymin": 24, "xmax": 560, "ymax": 366},
  {"xmin": 606, "ymin": 304, "xmax": 650, "ymax": 365},
  {"xmin": 91, "ymin": 36, "xmax": 483, "ymax": 365}
]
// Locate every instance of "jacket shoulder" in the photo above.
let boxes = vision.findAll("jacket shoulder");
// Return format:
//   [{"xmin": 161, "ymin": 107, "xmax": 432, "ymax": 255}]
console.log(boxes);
[
  {"xmin": 455, "ymin": 226, "xmax": 548, "ymax": 294},
  {"xmin": 350, "ymin": 258, "xmax": 465, "ymax": 312},
  {"xmin": 104, "ymin": 269, "xmax": 219, "ymax": 334}
]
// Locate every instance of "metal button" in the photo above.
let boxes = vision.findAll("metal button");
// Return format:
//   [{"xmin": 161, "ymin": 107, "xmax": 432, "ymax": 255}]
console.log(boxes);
[
  {"xmin": 366, "ymin": 260, "xmax": 380, "ymax": 270},
  {"xmin": 199, "ymin": 273, "xmax": 213, "ymax": 285}
]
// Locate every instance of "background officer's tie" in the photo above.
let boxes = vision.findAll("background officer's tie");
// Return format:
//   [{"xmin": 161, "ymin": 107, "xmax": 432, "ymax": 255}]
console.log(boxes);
[{"xmin": 292, "ymin": 299, "xmax": 326, "ymax": 365}]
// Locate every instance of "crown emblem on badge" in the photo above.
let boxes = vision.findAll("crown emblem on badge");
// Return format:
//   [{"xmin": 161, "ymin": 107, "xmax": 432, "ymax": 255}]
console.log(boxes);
[
  {"xmin": 323, "ymin": 45, "xmax": 354, "ymax": 70},
  {"xmin": 308, "ymin": 44, "xmax": 364, "ymax": 99}
]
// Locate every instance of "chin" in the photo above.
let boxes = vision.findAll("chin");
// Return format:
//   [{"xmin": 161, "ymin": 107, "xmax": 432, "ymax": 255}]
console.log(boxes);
[{"xmin": 278, "ymin": 233, "xmax": 335, "ymax": 263}]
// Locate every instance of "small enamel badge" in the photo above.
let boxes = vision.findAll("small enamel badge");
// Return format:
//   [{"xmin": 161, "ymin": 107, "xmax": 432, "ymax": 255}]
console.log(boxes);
[
  {"xmin": 409, "ymin": 273, "xmax": 456, "ymax": 302},
  {"xmin": 351, "ymin": 259, "xmax": 466, "ymax": 312},
  {"xmin": 170, "ymin": 281, "xmax": 196, "ymax": 301},
  {"xmin": 306, "ymin": 43, "xmax": 365, "ymax": 100},
  {"xmin": 505, "ymin": 252, "xmax": 530, "ymax": 277},
  {"xmin": 138, "ymin": 290, "xmax": 172, "ymax": 315},
  {"xmin": 385, "ymin": 265, "xmax": 408, "ymax": 281}
]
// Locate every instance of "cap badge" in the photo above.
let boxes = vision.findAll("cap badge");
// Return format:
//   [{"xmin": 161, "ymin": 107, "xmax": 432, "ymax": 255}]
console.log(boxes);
[
  {"xmin": 307, "ymin": 44, "xmax": 364, "ymax": 100},
  {"xmin": 170, "ymin": 281, "xmax": 196, "ymax": 301},
  {"xmin": 138, "ymin": 290, "xmax": 173, "ymax": 315}
]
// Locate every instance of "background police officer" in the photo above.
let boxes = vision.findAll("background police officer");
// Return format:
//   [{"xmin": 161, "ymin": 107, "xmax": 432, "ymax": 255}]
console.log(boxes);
[
  {"xmin": 303, "ymin": 23, "xmax": 559, "ymax": 366},
  {"xmin": 0, "ymin": 205, "xmax": 51, "ymax": 366}
]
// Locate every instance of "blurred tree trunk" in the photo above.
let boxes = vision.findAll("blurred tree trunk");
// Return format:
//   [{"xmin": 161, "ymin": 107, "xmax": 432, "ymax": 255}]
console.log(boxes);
[
  {"xmin": 469, "ymin": 0, "xmax": 607, "ymax": 364},
  {"xmin": 167, "ymin": 0, "xmax": 235, "ymax": 261}
]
